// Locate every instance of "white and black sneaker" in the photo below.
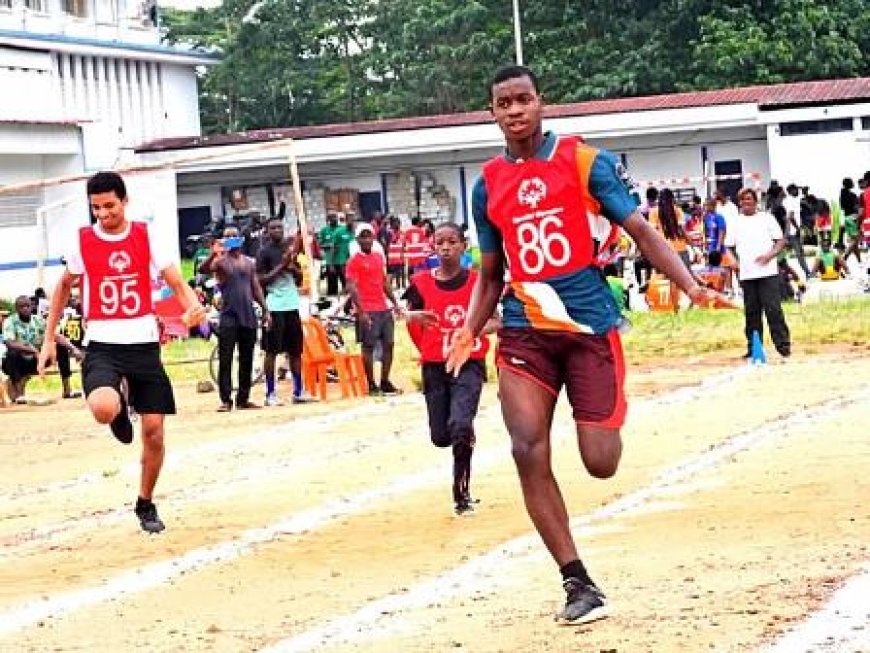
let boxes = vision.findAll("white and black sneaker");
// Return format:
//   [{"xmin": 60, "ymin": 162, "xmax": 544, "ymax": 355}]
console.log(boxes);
[{"xmin": 556, "ymin": 578, "xmax": 609, "ymax": 625}]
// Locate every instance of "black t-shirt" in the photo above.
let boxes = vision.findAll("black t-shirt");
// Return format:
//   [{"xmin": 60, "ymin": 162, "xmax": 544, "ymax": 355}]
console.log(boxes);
[
  {"xmin": 402, "ymin": 268, "xmax": 470, "ymax": 310},
  {"xmin": 257, "ymin": 240, "xmax": 301, "ymax": 289},
  {"xmin": 841, "ymin": 190, "xmax": 859, "ymax": 216}
]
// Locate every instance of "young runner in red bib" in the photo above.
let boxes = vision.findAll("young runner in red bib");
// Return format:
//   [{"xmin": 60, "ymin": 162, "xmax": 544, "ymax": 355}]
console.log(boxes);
[
  {"xmin": 39, "ymin": 171, "xmax": 206, "ymax": 534},
  {"xmin": 404, "ymin": 223, "xmax": 497, "ymax": 515},
  {"xmin": 446, "ymin": 66, "xmax": 724, "ymax": 625}
]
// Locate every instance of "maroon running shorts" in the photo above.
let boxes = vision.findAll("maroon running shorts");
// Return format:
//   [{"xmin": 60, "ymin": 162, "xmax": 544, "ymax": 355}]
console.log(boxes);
[{"xmin": 495, "ymin": 327, "xmax": 626, "ymax": 428}]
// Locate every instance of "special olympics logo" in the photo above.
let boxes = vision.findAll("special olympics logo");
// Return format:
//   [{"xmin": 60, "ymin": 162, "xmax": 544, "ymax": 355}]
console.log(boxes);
[
  {"xmin": 518, "ymin": 177, "xmax": 547, "ymax": 209},
  {"xmin": 108, "ymin": 251, "xmax": 132, "ymax": 273},
  {"xmin": 444, "ymin": 305, "xmax": 466, "ymax": 327}
]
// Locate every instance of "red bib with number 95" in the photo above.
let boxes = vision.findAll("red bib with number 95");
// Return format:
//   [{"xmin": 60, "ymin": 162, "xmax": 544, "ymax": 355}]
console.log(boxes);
[
  {"xmin": 482, "ymin": 136, "xmax": 594, "ymax": 282},
  {"xmin": 80, "ymin": 222, "xmax": 154, "ymax": 320}
]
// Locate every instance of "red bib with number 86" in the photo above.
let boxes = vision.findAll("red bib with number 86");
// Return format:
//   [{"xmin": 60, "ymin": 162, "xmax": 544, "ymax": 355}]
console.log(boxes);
[
  {"xmin": 482, "ymin": 136, "xmax": 594, "ymax": 282},
  {"xmin": 80, "ymin": 222, "xmax": 154, "ymax": 320}
]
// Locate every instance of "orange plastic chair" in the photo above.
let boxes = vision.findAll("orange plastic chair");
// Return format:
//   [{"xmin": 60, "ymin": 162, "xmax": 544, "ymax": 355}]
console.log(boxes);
[
  {"xmin": 645, "ymin": 275, "xmax": 679, "ymax": 312},
  {"xmin": 301, "ymin": 318, "xmax": 368, "ymax": 400}
]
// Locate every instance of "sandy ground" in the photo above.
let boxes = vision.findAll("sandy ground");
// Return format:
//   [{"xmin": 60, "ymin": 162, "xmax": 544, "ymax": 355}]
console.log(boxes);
[{"xmin": 1, "ymin": 349, "xmax": 869, "ymax": 652}]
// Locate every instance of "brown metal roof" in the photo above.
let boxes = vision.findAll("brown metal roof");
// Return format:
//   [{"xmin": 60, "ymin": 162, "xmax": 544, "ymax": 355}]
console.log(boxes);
[{"xmin": 137, "ymin": 77, "xmax": 870, "ymax": 153}]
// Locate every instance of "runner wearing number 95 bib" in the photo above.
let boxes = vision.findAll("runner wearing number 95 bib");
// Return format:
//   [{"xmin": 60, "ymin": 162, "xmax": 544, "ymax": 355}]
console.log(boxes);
[
  {"xmin": 38, "ymin": 171, "xmax": 207, "ymax": 535},
  {"xmin": 445, "ymin": 65, "xmax": 725, "ymax": 626}
]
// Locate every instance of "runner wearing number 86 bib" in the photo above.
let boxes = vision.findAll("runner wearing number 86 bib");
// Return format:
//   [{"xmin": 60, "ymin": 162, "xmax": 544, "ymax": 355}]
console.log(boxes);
[
  {"xmin": 445, "ymin": 65, "xmax": 725, "ymax": 626},
  {"xmin": 38, "ymin": 171, "xmax": 207, "ymax": 534}
]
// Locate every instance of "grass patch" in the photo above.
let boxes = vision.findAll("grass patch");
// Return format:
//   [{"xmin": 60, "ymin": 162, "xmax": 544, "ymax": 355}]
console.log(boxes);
[
  {"xmin": 18, "ymin": 296, "xmax": 869, "ymax": 396},
  {"xmin": 623, "ymin": 296, "xmax": 869, "ymax": 362}
]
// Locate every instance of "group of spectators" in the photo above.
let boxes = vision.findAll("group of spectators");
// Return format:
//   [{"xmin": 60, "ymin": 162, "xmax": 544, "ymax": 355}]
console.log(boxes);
[{"xmin": 613, "ymin": 170, "xmax": 870, "ymax": 359}]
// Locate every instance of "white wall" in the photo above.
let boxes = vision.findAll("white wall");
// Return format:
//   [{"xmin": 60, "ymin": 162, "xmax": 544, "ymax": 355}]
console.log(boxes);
[
  {"xmin": 0, "ymin": 0, "xmax": 160, "ymax": 45},
  {"xmin": 767, "ymin": 121, "xmax": 868, "ymax": 202},
  {"xmin": 178, "ymin": 187, "xmax": 222, "ymax": 220},
  {"xmin": 160, "ymin": 63, "xmax": 200, "ymax": 138}
]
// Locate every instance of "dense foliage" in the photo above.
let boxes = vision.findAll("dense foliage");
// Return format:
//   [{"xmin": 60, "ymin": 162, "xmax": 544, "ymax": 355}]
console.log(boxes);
[{"xmin": 161, "ymin": 0, "xmax": 870, "ymax": 134}]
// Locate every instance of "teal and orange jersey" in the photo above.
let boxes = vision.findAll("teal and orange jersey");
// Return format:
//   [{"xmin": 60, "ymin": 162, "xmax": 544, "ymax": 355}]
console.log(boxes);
[{"xmin": 472, "ymin": 132, "xmax": 638, "ymax": 335}]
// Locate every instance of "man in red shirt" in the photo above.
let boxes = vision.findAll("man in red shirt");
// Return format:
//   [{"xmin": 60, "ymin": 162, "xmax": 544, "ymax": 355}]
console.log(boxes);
[
  {"xmin": 38, "ymin": 171, "xmax": 206, "ymax": 534},
  {"xmin": 346, "ymin": 223, "xmax": 403, "ymax": 395}
]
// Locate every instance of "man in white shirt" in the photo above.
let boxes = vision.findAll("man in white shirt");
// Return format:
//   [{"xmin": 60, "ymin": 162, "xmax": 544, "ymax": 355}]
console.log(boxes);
[
  {"xmin": 782, "ymin": 184, "xmax": 811, "ymax": 278},
  {"xmin": 725, "ymin": 188, "xmax": 791, "ymax": 358}
]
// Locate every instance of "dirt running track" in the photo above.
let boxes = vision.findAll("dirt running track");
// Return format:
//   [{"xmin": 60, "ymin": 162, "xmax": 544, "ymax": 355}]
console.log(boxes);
[{"xmin": 1, "ymin": 351, "xmax": 868, "ymax": 652}]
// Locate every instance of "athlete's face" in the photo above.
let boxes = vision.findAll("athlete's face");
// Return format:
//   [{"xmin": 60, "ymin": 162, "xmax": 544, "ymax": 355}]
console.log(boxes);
[
  {"xmin": 490, "ymin": 75, "xmax": 543, "ymax": 143},
  {"xmin": 89, "ymin": 191, "xmax": 127, "ymax": 233},
  {"xmin": 433, "ymin": 227, "xmax": 464, "ymax": 267}
]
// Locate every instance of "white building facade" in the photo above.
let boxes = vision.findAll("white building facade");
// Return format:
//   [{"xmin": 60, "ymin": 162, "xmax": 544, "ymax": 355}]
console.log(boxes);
[
  {"xmin": 0, "ymin": 0, "xmax": 214, "ymax": 295},
  {"xmin": 134, "ymin": 78, "xmax": 870, "ymax": 253}
]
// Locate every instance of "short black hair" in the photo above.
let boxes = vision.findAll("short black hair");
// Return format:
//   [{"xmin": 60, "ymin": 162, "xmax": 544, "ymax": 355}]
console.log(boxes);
[
  {"xmin": 489, "ymin": 65, "xmax": 540, "ymax": 100},
  {"xmin": 645, "ymin": 187, "xmax": 659, "ymax": 202},
  {"xmin": 708, "ymin": 250, "xmax": 722, "ymax": 266},
  {"xmin": 86, "ymin": 171, "xmax": 127, "ymax": 200},
  {"xmin": 433, "ymin": 221, "xmax": 465, "ymax": 241}
]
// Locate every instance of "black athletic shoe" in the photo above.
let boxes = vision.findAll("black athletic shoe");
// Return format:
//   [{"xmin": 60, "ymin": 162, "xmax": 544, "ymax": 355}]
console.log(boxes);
[
  {"xmin": 110, "ymin": 394, "xmax": 134, "ymax": 445},
  {"xmin": 454, "ymin": 500, "xmax": 474, "ymax": 515},
  {"xmin": 135, "ymin": 500, "xmax": 166, "ymax": 534},
  {"xmin": 556, "ymin": 578, "xmax": 609, "ymax": 625},
  {"xmin": 379, "ymin": 380, "xmax": 402, "ymax": 396}
]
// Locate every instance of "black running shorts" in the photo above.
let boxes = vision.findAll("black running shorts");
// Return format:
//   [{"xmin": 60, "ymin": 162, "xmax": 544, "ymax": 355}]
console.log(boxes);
[
  {"xmin": 261, "ymin": 309, "xmax": 303, "ymax": 356},
  {"xmin": 82, "ymin": 342, "xmax": 176, "ymax": 415}
]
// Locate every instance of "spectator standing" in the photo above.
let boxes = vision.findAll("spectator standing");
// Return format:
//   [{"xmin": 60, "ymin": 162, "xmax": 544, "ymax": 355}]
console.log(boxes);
[
  {"xmin": 783, "ymin": 184, "xmax": 811, "ymax": 278},
  {"xmin": 256, "ymin": 217, "xmax": 311, "ymax": 406},
  {"xmin": 840, "ymin": 178, "xmax": 861, "ymax": 263},
  {"xmin": 199, "ymin": 227, "xmax": 270, "ymax": 411},
  {"xmin": 725, "ymin": 188, "xmax": 791, "ymax": 358},
  {"xmin": 317, "ymin": 214, "xmax": 353, "ymax": 296},
  {"xmin": 345, "ymin": 223, "xmax": 402, "ymax": 395}
]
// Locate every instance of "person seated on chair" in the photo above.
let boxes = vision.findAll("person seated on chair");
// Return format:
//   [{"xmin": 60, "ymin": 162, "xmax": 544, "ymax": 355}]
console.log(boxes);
[
  {"xmin": 697, "ymin": 250, "xmax": 728, "ymax": 293},
  {"xmin": 2, "ymin": 295, "xmax": 82, "ymax": 403},
  {"xmin": 811, "ymin": 241, "xmax": 846, "ymax": 281}
]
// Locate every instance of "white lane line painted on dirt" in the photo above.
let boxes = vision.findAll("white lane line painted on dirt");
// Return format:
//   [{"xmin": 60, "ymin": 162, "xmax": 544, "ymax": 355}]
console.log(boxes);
[
  {"xmin": 0, "ymin": 367, "xmax": 752, "ymax": 557},
  {"xmin": 258, "ymin": 392, "xmax": 866, "ymax": 653},
  {"xmin": 763, "ymin": 566, "xmax": 870, "ymax": 653},
  {"xmin": 1, "ymin": 394, "xmax": 422, "ymax": 503},
  {"xmin": 0, "ymin": 367, "xmax": 753, "ymax": 636}
]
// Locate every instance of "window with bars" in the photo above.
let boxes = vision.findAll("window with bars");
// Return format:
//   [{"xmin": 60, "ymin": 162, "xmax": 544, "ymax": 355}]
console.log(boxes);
[
  {"xmin": 0, "ymin": 0, "xmax": 13, "ymax": 10},
  {"xmin": 62, "ymin": 0, "xmax": 88, "ymax": 17}
]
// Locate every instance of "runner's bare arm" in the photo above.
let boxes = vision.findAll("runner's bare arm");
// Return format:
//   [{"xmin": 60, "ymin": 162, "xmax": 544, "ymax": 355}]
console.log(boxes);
[
  {"xmin": 38, "ymin": 269, "xmax": 79, "ymax": 376},
  {"xmin": 622, "ymin": 212, "xmax": 718, "ymax": 305},
  {"xmin": 446, "ymin": 251, "xmax": 504, "ymax": 375}
]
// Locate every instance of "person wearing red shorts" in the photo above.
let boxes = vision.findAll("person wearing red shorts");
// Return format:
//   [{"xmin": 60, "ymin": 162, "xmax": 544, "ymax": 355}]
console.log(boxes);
[
  {"xmin": 39, "ymin": 171, "xmax": 206, "ymax": 534},
  {"xmin": 447, "ymin": 65, "xmax": 722, "ymax": 625}
]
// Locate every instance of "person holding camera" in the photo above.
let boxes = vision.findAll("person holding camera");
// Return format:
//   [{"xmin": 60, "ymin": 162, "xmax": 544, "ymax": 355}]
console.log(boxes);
[{"xmin": 199, "ymin": 226, "xmax": 270, "ymax": 411}]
